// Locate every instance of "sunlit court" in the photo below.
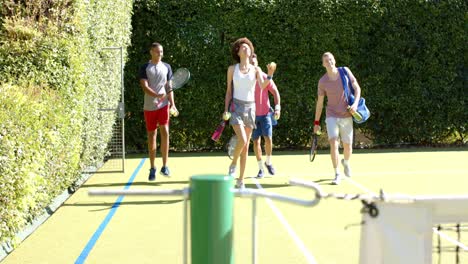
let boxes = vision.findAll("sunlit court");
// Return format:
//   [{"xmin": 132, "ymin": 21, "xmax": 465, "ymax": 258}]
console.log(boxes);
[
  {"xmin": 1, "ymin": 0, "xmax": 466, "ymax": 264},
  {"xmin": 2, "ymin": 150, "xmax": 467, "ymax": 264}
]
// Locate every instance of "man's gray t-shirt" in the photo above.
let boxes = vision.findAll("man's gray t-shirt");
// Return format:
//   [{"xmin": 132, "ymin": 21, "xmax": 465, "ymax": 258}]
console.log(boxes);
[{"xmin": 139, "ymin": 61, "xmax": 173, "ymax": 111}]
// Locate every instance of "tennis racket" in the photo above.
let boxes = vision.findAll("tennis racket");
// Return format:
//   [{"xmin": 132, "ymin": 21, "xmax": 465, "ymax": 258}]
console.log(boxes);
[
  {"xmin": 168, "ymin": 67, "xmax": 190, "ymax": 93},
  {"xmin": 226, "ymin": 135, "xmax": 237, "ymax": 160},
  {"xmin": 309, "ymin": 131, "xmax": 321, "ymax": 162}
]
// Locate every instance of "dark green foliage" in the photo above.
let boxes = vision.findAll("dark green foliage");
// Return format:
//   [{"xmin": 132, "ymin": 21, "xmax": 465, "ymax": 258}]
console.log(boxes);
[
  {"xmin": 355, "ymin": 0, "xmax": 467, "ymax": 144},
  {"xmin": 126, "ymin": 0, "xmax": 466, "ymax": 151}
]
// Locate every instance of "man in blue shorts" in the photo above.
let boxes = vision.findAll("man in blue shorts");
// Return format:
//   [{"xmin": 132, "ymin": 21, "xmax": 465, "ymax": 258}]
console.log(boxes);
[{"xmin": 251, "ymin": 54, "xmax": 281, "ymax": 178}]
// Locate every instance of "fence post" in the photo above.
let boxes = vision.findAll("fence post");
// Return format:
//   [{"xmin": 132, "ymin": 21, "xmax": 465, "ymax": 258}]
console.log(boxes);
[{"xmin": 190, "ymin": 175, "xmax": 234, "ymax": 264}]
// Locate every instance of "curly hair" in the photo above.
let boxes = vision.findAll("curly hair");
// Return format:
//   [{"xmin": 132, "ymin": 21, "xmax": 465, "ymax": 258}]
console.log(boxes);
[{"xmin": 231, "ymin": 37, "xmax": 254, "ymax": 63}]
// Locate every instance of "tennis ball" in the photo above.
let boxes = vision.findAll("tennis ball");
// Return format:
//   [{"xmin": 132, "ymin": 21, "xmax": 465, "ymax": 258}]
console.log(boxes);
[
  {"xmin": 223, "ymin": 112, "xmax": 231, "ymax": 121},
  {"xmin": 170, "ymin": 108, "xmax": 179, "ymax": 117}
]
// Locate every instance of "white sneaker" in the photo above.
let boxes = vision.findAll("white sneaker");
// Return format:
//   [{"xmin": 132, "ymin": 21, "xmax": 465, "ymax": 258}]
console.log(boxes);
[
  {"xmin": 341, "ymin": 159, "xmax": 352, "ymax": 177},
  {"xmin": 332, "ymin": 173, "xmax": 342, "ymax": 185},
  {"xmin": 228, "ymin": 165, "xmax": 236, "ymax": 177},
  {"xmin": 235, "ymin": 179, "xmax": 245, "ymax": 189}
]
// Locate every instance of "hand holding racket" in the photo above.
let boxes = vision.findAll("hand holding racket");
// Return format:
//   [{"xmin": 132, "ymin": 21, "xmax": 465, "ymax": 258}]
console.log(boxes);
[
  {"xmin": 157, "ymin": 68, "xmax": 190, "ymax": 100},
  {"xmin": 309, "ymin": 130, "xmax": 321, "ymax": 162}
]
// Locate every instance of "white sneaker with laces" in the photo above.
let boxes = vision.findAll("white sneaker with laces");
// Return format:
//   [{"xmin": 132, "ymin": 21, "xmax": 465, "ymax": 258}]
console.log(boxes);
[{"xmin": 341, "ymin": 159, "xmax": 352, "ymax": 177}]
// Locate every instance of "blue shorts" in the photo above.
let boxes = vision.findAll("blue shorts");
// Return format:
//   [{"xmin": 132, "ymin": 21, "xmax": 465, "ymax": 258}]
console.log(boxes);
[{"xmin": 252, "ymin": 114, "xmax": 275, "ymax": 140}]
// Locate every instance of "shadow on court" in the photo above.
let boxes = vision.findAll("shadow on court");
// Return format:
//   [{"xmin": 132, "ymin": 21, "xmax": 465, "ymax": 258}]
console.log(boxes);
[
  {"xmin": 314, "ymin": 178, "xmax": 335, "ymax": 185},
  {"xmin": 62, "ymin": 199, "xmax": 185, "ymax": 211},
  {"xmin": 82, "ymin": 180, "xmax": 189, "ymax": 188}
]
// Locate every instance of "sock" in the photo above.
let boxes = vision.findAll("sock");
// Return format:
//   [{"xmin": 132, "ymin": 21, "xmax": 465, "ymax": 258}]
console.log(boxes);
[
  {"xmin": 266, "ymin": 155, "xmax": 272, "ymax": 165},
  {"xmin": 334, "ymin": 167, "xmax": 340, "ymax": 174},
  {"xmin": 258, "ymin": 160, "xmax": 263, "ymax": 170},
  {"xmin": 343, "ymin": 159, "xmax": 349, "ymax": 166}
]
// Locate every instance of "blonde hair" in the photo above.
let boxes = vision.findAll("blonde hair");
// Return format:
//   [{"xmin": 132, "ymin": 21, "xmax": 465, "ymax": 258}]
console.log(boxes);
[{"xmin": 322, "ymin": 52, "xmax": 334, "ymax": 59}]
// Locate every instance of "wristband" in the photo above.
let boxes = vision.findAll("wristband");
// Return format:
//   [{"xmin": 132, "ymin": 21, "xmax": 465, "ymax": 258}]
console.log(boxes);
[
  {"xmin": 274, "ymin": 104, "xmax": 281, "ymax": 111},
  {"xmin": 267, "ymin": 75, "xmax": 273, "ymax": 80},
  {"xmin": 314, "ymin": 120, "xmax": 320, "ymax": 126}
]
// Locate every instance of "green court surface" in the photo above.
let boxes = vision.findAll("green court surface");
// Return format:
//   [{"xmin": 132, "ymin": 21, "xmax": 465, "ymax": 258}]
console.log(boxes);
[{"xmin": 2, "ymin": 149, "xmax": 467, "ymax": 264}]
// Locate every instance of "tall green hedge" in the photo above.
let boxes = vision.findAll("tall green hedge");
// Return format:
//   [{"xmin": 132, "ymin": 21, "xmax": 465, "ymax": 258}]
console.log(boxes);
[
  {"xmin": 0, "ymin": 0, "xmax": 133, "ymax": 244},
  {"xmin": 125, "ymin": 0, "xmax": 466, "ymax": 152}
]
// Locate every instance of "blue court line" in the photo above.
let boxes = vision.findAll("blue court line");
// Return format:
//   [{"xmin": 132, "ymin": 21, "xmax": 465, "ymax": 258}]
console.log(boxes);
[{"xmin": 75, "ymin": 158, "xmax": 146, "ymax": 264}]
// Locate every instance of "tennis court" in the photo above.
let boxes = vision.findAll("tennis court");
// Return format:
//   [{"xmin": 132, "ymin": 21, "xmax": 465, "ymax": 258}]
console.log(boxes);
[{"xmin": 1, "ymin": 149, "xmax": 467, "ymax": 264}]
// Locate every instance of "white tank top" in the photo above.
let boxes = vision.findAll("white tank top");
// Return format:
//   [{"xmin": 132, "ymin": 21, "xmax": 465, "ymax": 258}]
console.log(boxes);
[{"xmin": 233, "ymin": 63, "xmax": 256, "ymax": 102}]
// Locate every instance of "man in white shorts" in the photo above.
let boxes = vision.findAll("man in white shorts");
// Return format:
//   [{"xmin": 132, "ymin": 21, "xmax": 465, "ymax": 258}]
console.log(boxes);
[{"xmin": 313, "ymin": 52, "xmax": 362, "ymax": 185}]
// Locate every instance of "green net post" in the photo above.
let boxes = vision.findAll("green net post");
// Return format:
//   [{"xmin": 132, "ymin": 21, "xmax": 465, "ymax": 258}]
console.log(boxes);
[{"xmin": 190, "ymin": 175, "xmax": 234, "ymax": 264}]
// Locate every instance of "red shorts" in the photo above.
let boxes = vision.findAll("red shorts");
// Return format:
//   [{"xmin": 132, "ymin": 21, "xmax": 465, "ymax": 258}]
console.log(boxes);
[{"xmin": 144, "ymin": 105, "xmax": 169, "ymax": 131}]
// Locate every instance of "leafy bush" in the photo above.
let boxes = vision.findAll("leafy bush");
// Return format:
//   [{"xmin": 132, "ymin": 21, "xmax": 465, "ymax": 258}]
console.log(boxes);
[
  {"xmin": 0, "ymin": 0, "xmax": 133, "ymax": 244},
  {"xmin": 125, "ymin": 0, "xmax": 466, "ymax": 152}
]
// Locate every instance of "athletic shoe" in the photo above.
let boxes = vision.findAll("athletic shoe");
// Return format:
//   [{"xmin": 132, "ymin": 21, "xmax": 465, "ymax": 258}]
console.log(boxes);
[
  {"xmin": 341, "ymin": 159, "xmax": 352, "ymax": 177},
  {"xmin": 228, "ymin": 165, "xmax": 236, "ymax": 177},
  {"xmin": 264, "ymin": 163, "xmax": 276, "ymax": 175},
  {"xmin": 160, "ymin": 166, "xmax": 170, "ymax": 177},
  {"xmin": 148, "ymin": 168, "xmax": 156, "ymax": 181},
  {"xmin": 235, "ymin": 179, "xmax": 245, "ymax": 189},
  {"xmin": 256, "ymin": 169, "xmax": 264, "ymax": 179},
  {"xmin": 332, "ymin": 173, "xmax": 342, "ymax": 185}
]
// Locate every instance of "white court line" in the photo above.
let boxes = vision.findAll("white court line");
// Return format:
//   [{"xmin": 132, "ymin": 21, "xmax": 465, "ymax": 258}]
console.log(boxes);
[
  {"xmin": 348, "ymin": 170, "xmax": 468, "ymax": 177},
  {"xmin": 433, "ymin": 228, "xmax": 468, "ymax": 251},
  {"xmin": 253, "ymin": 178, "xmax": 318, "ymax": 264},
  {"xmin": 343, "ymin": 177, "xmax": 378, "ymax": 197}
]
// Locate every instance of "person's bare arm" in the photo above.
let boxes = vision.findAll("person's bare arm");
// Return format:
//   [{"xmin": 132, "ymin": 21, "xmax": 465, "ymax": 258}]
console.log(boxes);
[
  {"xmin": 256, "ymin": 62, "xmax": 277, "ymax": 89},
  {"xmin": 314, "ymin": 95, "xmax": 325, "ymax": 133},
  {"xmin": 224, "ymin": 66, "xmax": 234, "ymax": 113},
  {"xmin": 165, "ymin": 80, "xmax": 178, "ymax": 116},
  {"xmin": 140, "ymin": 79, "xmax": 164, "ymax": 98},
  {"xmin": 270, "ymin": 81, "xmax": 281, "ymax": 119}
]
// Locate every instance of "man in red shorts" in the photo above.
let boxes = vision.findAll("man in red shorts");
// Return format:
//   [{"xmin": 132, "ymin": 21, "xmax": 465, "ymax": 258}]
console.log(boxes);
[{"xmin": 139, "ymin": 42, "xmax": 178, "ymax": 180}]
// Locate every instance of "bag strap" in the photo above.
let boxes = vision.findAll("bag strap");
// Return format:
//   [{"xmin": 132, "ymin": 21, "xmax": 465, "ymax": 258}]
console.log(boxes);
[
  {"xmin": 338, "ymin": 67, "xmax": 351, "ymax": 105},
  {"xmin": 342, "ymin": 67, "xmax": 355, "ymax": 95}
]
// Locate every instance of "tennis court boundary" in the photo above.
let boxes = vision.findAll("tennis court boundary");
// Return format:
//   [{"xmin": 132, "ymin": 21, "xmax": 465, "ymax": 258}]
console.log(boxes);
[
  {"xmin": 74, "ymin": 158, "xmax": 145, "ymax": 264},
  {"xmin": 253, "ymin": 178, "xmax": 318, "ymax": 264}
]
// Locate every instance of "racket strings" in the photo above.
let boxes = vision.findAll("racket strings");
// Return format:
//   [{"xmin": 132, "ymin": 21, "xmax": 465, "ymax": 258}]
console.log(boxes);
[{"xmin": 172, "ymin": 68, "xmax": 190, "ymax": 89}]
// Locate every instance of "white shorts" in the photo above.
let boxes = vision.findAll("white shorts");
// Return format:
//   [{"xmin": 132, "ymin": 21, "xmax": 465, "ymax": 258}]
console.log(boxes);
[{"xmin": 325, "ymin": 117, "xmax": 353, "ymax": 144}]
